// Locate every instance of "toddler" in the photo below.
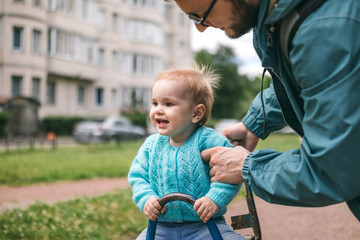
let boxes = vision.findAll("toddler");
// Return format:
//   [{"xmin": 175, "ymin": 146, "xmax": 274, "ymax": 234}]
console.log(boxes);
[{"xmin": 128, "ymin": 66, "xmax": 244, "ymax": 240}]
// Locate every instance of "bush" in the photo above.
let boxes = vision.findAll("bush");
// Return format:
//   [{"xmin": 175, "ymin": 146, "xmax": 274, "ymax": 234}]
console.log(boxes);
[
  {"xmin": 123, "ymin": 112, "xmax": 147, "ymax": 129},
  {"xmin": 41, "ymin": 116, "xmax": 86, "ymax": 136},
  {"xmin": 0, "ymin": 112, "xmax": 10, "ymax": 138}
]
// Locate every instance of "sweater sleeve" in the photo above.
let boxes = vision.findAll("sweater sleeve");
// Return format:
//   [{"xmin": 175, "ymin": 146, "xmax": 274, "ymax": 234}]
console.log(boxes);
[
  {"xmin": 128, "ymin": 135, "xmax": 159, "ymax": 212},
  {"xmin": 200, "ymin": 127, "xmax": 241, "ymax": 208}
]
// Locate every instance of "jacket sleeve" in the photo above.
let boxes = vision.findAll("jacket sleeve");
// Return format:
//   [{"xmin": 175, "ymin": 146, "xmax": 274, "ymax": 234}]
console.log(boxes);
[
  {"xmin": 242, "ymin": 82, "xmax": 287, "ymax": 139},
  {"xmin": 200, "ymin": 128, "xmax": 241, "ymax": 208},
  {"xmin": 128, "ymin": 135, "xmax": 159, "ymax": 211},
  {"xmin": 243, "ymin": 3, "xmax": 360, "ymax": 207}
]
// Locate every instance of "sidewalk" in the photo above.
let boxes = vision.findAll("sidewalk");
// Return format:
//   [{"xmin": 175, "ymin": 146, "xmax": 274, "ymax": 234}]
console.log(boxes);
[
  {"xmin": 0, "ymin": 178, "xmax": 128, "ymax": 213},
  {"xmin": 0, "ymin": 136, "xmax": 76, "ymax": 151}
]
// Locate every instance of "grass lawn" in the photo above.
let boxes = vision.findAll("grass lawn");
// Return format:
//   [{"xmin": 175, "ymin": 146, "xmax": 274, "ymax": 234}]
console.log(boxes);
[
  {"xmin": 0, "ymin": 133, "xmax": 300, "ymax": 239},
  {"xmin": 0, "ymin": 134, "xmax": 300, "ymax": 186},
  {"xmin": 0, "ymin": 141, "xmax": 143, "ymax": 186},
  {"xmin": 0, "ymin": 189, "xmax": 147, "ymax": 240},
  {"xmin": 256, "ymin": 133, "xmax": 301, "ymax": 152}
]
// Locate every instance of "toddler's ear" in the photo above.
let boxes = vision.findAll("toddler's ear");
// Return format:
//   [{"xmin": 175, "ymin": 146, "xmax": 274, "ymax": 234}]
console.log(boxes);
[{"xmin": 192, "ymin": 104, "xmax": 205, "ymax": 124}]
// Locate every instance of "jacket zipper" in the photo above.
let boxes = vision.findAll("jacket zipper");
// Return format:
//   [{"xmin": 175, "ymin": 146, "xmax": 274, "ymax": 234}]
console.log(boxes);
[{"xmin": 267, "ymin": 24, "xmax": 276, "ymax": 47}]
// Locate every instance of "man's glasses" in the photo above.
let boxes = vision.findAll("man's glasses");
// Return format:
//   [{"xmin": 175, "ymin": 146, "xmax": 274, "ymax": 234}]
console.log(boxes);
[{"xmin": 187, "ymin": 0, "xmax": 217, "ymax": 27}]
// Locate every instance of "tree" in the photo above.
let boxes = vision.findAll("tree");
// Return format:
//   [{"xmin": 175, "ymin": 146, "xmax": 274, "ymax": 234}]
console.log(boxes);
[{"xmin": 195, "ymin": 45, "xmax": 260, "ymax": 120}]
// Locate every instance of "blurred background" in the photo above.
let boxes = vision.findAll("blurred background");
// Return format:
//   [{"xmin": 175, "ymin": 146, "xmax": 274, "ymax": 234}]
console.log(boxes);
[{"xmin": 0, "ymin": 0, "xmax": 269, "ymax": 147}]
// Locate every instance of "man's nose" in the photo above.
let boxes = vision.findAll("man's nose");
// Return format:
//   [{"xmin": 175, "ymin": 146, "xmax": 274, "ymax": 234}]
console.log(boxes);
[{"xmin": 195, "ymin": 23, "xmax": 208, "ymax": 32}]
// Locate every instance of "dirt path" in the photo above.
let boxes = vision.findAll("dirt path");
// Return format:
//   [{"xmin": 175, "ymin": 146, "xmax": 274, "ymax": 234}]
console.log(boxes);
[
  {"xmin": 0, "ymin": 178, "xmax": 129, "ymax": 212},
  {"xmin": 1, "ymin": 178, "xmax": 359, "ymax": 239}
]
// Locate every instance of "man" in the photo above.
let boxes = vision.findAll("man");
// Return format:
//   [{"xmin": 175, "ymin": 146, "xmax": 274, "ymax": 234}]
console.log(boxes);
[{"xmin": 169, "ymin": 0, "xmax": 360, "ymax": 221}]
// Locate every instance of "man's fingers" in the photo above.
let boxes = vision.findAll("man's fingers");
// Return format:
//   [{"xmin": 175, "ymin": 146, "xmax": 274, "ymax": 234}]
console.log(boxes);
[
  {"xmin": 153, "ymin": 200, "xmax": 161, "ymax": 210},
  {"xmin": 200, "ymin": 148, "xmax": 212, "ymax": 162},
  {"xmin": 160, "ymin": 205, "xmax": 167, "ymax": 214},
  {"xmin": 209, "ymin": 164, "xmax": 221, "ymax": 178}
]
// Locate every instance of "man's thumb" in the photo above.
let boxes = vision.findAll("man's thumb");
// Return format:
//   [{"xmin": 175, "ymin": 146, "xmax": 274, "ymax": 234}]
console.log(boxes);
[{"xmin": 200, "ymin": 148, "xmax": 212, "ymax": 162}]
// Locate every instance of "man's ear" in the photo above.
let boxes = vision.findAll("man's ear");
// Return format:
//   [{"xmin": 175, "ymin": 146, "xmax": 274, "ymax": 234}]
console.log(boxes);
[{"xmin": 192, "ymin": 104, "xmax": 206, "ymax": 124}]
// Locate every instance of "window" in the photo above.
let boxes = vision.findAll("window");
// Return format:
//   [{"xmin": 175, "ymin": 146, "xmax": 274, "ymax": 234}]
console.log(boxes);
[
  {"xmin": 97, "ymin": 9, "xmax": 106, "ymax": 30},
  {"xmin": 164, "ymin": 5, "xmax": 171, "ymax": 21},
  {"xmin": 120, "ymin": 17, "xmax": 128, "ymax": 37},
  {"xmin": 47, "ymin": 28, "xmax": 97, "ymax": 64},
  {"xmin": 112, "ymin": 13, "xmax": 118, "ymax": 33},
  {"xmin": 111, "ymin": 89, "xmax": 117, "ymax": 108},
  {"xmin": 132, "ymin": 54, "xmax": 163, "ymax": 75},
  {"xmin": 178, "ymin": 41, "xmax": 185, "ymax": 56},
  {"xmin": 47, "ymin": 82, "xmax": 56, "ymax": 104},
  {"xmin": 13, "ymin": 27, "xmax": 23, "ymax": 50},
  {"xmin": 11, "ymin": 76, "xmax": 23, "ymax": 96},
  {"xmin": 87, "ymin": 46, "xmax": 93, "ymax": 63},
  {"xmin": 32, "ymin": 29, "xmax": 41, "ymax": 54},
  {"xmin": 98, "ymin": 48, "xmax": 105, "ymax": 68},
  {"xmin": 132, "ymin": 20, "xmax": 163, "ymax": 45},
  {"xmin": 78, "ymin": 86, "xmax": 85, "ymax": 106},
  {"xmin": 120, "ymin": 52, "xmax": 130, "ymax": 73},
  {"xmin": 83, "ymin": 0, "xmax": 90, "ymax": 18},
  {"xmin": 178, "ymin": 13, "xmax": 185, "ymax": 26},
  {"xmin": 33, "ymin": 0, "xmax": 41, "ymax": 6},
  {"xmin": 95, "ymin": 88, "xmax": 103, "ymax": 106},
  {"xmin": 0, "ymin": 19, "xmax": 2, "ymax": 46},
  {"xmin": 32, "ymin": 77, "xmax": 41, "ymax": 100},
  {"xmin": 48, "ymin": 0, "xmax": 74, "ymax": 14},
  {"xmin": 112, "ymin": 51, "xmax": 118, "ymax": 70}
]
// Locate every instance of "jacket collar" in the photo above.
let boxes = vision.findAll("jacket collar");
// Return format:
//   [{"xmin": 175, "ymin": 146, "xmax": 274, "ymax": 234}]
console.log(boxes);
[{"xmin": 263, "ymin": 0, "xmax": 303, "ymax": 24}]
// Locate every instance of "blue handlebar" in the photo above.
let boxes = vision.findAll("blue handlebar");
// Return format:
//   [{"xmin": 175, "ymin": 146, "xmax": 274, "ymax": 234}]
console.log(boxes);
[{"xmin": 145, "ymin": 193, "xmax": 224, "ymax": 240}]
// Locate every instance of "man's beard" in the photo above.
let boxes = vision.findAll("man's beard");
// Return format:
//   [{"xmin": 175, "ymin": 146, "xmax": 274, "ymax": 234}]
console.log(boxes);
[{"xmin": 226, "ymin": 0, "xmax": 259, "ymax": 39}]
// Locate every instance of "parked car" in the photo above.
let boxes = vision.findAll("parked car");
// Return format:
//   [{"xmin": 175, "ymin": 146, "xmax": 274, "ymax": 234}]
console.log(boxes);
[{"xmin": 73, "ymin": 116, "xmax": 146, "ymax": 143}]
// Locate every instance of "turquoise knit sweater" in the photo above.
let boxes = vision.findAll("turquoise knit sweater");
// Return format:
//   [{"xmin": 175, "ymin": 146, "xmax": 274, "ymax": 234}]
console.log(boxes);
[{"xmin": 128, "ymin": 126, "xmax": 241, "ymax": 223}]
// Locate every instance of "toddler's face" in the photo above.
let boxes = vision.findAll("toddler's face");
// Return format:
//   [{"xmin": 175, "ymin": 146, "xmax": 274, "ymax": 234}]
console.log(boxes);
[{"xmin": 150, "ymin": 79, "xmax": 197, "ymax": 145}]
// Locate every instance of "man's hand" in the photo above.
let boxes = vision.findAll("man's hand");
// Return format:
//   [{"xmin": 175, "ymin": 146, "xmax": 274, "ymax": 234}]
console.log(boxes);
[
  {"xmin": 222, "ymin": 122, "xmax": 259, "ymax": 151},
  {"xmin": 143, "ymin": 196, "xmax": 167, "ymax": 221},
  {"xmin": 201, "ymin": 146, "xmax": 249, "ymax": 184},
  {"xmin": 193, "ymin": 197, "xmax": 219, "ymax": 223}
]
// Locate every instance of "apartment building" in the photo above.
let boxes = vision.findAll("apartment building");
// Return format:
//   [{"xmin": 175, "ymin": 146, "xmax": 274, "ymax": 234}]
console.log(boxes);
[{"xmin": 0, "ymin": 0, "xmax": 193, "ymax": 118}]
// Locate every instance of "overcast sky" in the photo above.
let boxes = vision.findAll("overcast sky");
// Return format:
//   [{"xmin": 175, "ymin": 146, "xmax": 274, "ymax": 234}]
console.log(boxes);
[{"xmin": 190, "ymin": 25, "xmax": 263, "ymax": 77}]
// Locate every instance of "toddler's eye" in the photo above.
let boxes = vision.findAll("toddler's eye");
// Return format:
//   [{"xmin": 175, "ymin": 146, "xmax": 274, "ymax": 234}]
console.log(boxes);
[
  {"xmin": 152, "ymin": 102, "xmax": 158, "ymax": 106},
  {"xmin": 166, "ymin": 102, "xmax": 173, "ymax": 107}
]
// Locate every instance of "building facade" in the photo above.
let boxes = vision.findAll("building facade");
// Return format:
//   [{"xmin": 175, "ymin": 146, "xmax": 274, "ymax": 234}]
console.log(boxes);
[{"xmin": 0, "ymin": 0, "xmax": 193, "ymax": 118}]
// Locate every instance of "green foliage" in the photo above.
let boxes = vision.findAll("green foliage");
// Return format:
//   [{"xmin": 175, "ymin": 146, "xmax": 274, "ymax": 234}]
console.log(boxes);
[
  {"xmin": 0, "ymin": 141, "xmax": 143, "ymax": 186},
  {"xmin": 195, "ymin": 45, "xmax": 261, "ymax": 120},
  {"xmin": 256, "ymin": 133, "xmax": 300, "ymax": 151},
  {"xmin": 41, "ymin": 116, "xmax": 86, "ymax": 136},
  {"xmin": 0, "ymin": 188, "xmax": 147, "ymax": 240},
  {"xmin": 0, "ymin": 112, "xmax": 10, "ymax": 137},
  {"xmin": 123, "ymin": 112, "xmax": 147, "ymax": 128}
]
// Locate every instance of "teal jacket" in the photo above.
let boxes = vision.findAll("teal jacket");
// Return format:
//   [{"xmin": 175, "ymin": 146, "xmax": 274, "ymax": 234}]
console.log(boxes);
[{"xmin": 242, "ymin": 0, "xmax": 360, "ymax": 221}]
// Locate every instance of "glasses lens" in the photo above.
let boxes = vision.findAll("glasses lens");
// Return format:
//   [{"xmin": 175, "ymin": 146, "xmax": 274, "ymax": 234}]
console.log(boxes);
[{"xmin": 187, "ymin": 14, "xmax": 202, "ymax": 24}]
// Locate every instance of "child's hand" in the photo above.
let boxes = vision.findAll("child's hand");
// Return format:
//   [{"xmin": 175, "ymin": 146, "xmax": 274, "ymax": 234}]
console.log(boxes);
[
  {"xmin": 144, "ymin": 196, "xmax": 167, "ymax": 221},
  {"xmin": 193, "ymin": 197, "xmax": 219, "ymax": 223}
]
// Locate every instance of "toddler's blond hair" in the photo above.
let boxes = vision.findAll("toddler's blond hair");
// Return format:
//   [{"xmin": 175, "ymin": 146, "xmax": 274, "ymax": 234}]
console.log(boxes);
[{"xmin": 156, "ymin": 65, "xmax": 219, "ymax": 126}]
